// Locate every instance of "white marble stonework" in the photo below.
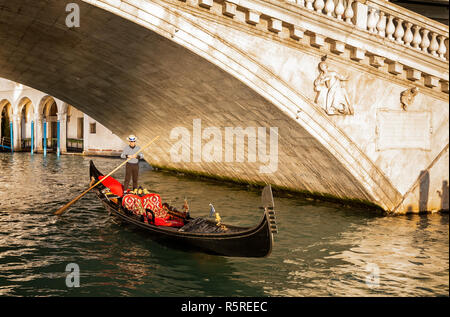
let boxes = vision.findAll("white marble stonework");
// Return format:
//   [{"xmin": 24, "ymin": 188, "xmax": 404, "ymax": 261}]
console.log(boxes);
[{"xmin": 376, "ymin": 110, "xmax": 431, "ymax": 151}]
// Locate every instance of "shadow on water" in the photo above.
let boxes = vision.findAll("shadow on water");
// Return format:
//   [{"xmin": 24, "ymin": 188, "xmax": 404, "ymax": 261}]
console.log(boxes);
[
  {"xmin": 0, "ymin": 153, "xmax": 448, "ymax": 296},
  {"xmin": 82, "ymin": 216, "xmax": 266, "ymax": 297}
]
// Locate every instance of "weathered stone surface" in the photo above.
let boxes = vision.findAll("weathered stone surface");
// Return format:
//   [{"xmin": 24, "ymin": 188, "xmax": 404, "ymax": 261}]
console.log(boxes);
[
  {"xmin": 376, "ymin": 110, "xmax": 431, "ymax": 151},
  {"xmin": 222, "ymin": 1, "xmax": 237, "ymax": 18},
  {"xmin": 406, "ymin": 68, "xmax": 421, "ymax": 81},
  {"xmin": 369, "ymin": 55, "xmax": 384, "ymax": 68}
]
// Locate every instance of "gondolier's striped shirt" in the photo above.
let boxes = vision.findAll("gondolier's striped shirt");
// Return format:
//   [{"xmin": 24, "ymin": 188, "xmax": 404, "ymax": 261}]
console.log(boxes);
[{"xmin": 121, "ymin": 145, "xmax": 144, "ymax": 164}]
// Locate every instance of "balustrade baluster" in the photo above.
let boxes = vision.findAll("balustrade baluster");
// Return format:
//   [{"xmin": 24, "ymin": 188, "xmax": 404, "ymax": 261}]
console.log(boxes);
[
  {"xmin": 335, "ymin": 0, "xmax": 345, "ymax": 20},
  {"xmin": 376, "ymin": 11, "xmax": 386, "ymax": 37},
  {"xmin": 314, "ymin": 0, "xmax": 325, "ymax": 13},
  {"xmin": 437, "ymin": 36, "xmax": 447, "ymax": 60},
  {"xmin": 420, "ymin": 29, "xmax": 430, "ymax": 53},
  {"xmin": 429, "ymin": 32, "xmax": 439, "ymax": 56},
  {"xmin": 297, "ymin": 0, "xmax": 305, "ymax": 6},
  {"xmin": 403, "ymin": 22, "xmax": 413, "ymax": 46},
  {"xmin": 367, "ymin": 8, "xmax": 378, "ymax": 33},
  {"xmin": 305, "ymin": 0, "xmax": 314, "ymax": 10},
  {"xmin": 324, "ymin": 0, "xmax": 334, "ymax": 16},
  {"xmin": 386, "ymin": 15, "xmax": 395, "ymax": 40},
  {"xmin": 344, "ymin": 0, "xmax": 354, "ymax": 24},
  {"xmin": 411, "ymin": 25, "xmax": 422, "ymax": 49},
  {"xmin": 394, "ymin": 18, "xmax": 405, "ymax": 44}
]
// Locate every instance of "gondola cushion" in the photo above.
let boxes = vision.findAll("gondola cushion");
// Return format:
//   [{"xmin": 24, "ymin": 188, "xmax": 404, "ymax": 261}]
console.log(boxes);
[
  {"xmin": 154, "ymin": 217, "xmax": 184, "ymax": 227},
  {"xmin": 123, "ymin": 193, "xmax": 182, "ymax": 226},
  {"xmin": 99, "ymin": 175, "xmax": 124, "ymax": 197},
  {"xmin": 142, "ymin": 194, "xmax": 167, "ymax": 218},
  {"xmin": 122, "ymin": 194, "xmax": 144, "ymax": 215}
]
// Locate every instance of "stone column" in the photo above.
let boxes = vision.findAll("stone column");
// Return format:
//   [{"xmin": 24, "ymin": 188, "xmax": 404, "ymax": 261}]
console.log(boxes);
[
  {"xmin": 83, "ymin": 113, "xmax": 89, "ymax": 154},
  {"xmin": 12, "ymin": 113, "xmax": 21, "ymax": 151},
  {"xmin": 35, "ymin": 113, "xmax": 43, "ymax": 152},
  {"xmin": 57, "ymin": 111, "xmax": 67, "ymax": 154}
]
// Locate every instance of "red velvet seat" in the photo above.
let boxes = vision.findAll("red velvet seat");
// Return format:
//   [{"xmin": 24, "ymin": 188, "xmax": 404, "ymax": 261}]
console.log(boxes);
[{"xmin": 99, "ymin": 175, "xmax": 124, "ymax": 197}]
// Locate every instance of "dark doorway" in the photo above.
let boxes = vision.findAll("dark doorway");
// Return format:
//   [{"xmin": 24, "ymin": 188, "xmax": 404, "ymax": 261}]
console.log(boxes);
[
  {"xmin": 1, "ymin": 106, "xmax": 10, "ymax": 142},
  {"xmin": 1, "ymin": 105, "xmax": 11, "ymax": 151}
]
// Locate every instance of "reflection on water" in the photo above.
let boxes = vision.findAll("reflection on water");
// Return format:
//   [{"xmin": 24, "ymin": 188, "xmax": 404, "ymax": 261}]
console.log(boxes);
[{"xmin": 0, "ymin": 153, "xmax": 448, "ymax": 296}]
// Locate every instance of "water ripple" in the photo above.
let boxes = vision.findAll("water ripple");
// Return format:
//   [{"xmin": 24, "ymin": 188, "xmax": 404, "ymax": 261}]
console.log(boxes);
[{"xmin": 0, "ymin": 153, "xmax": 448, "ymax": 296}]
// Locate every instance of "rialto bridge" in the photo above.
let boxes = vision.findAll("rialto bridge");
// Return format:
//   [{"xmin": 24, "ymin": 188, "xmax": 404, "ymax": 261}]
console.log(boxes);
[{"xmin": 0, "ymin": 0, "xmax": 448, "ymax": 214}]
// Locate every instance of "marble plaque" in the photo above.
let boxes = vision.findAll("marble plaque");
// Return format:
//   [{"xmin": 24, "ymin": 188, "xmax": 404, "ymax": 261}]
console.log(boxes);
[{"xmin": 376, "ymin": 110, "xmax": 431, "ymax": 151}]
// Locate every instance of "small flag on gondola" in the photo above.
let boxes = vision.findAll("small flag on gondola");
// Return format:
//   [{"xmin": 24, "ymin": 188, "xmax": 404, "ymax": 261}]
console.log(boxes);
[{"xmin": 209, "ymin": 203, "xmax": 215, "ymax": 218}]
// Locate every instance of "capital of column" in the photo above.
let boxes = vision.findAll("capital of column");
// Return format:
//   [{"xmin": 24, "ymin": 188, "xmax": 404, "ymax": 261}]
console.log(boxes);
[
  {"xmin": 34, "ymin": 113, "xmax": 43, "ymax": 122},
  {"xmin": 11, "ymin": 113, "xmax": 20, "ymax": 122},
  {"xmin": 57, "ymin": 112, "xmax": 67, "ymax": 122}
]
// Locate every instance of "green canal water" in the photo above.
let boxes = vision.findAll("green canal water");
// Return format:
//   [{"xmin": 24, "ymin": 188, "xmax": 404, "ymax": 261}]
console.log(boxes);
[{"xmin": 0, "ymin": 153, "xmax": 448, "ymax": 296}]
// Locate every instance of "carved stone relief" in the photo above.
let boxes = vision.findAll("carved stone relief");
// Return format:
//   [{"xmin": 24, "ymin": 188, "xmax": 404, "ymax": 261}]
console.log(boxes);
[
  {"xmin": 314, "ymin": 56, "xmax": 354, "ymax": 115},
  {"xmin": 400, "ymin": 87, "xmax": 419, "ymax": 111}
]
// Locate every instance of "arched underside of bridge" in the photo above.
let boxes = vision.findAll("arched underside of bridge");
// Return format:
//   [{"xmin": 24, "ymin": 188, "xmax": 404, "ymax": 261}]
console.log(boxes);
[{"xmin": 0, "ymin": 0, "xmax": 421, "ymax": 212}]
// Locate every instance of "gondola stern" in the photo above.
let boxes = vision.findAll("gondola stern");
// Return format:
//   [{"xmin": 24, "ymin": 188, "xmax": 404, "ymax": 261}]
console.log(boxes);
[
  {"xmin": 255, "ymin": 184, "xmax": 277, "ymax": 258},
  {"xmin": 261, "ymin": 184, "xmax": 278, "ymax": 235}
]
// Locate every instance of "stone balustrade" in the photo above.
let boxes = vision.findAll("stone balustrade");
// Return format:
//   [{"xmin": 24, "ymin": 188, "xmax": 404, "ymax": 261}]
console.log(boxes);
[
  {"xmin": 284, "ymin": 0, "xmax": 448, "ymax": 61},
  {"xmin": 169, "ymin": 0, "xmax": 449, "ymax": 94},
  {"xmin": 364, "ymin": 0, "xmax": 448, "ymax": 60}
]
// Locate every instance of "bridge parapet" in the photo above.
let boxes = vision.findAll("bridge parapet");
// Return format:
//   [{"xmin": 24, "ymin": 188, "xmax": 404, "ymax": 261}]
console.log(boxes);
[
  {"xmin": 363, "ymin": 0, "xmax": 448, "ymax": 59},
  {"xmin": 163, "ymin": 0, "xmax": 449, "ymax": 94},
  {"xmin": 284, "ymin": 0, "xmax": 448, "ymax": 60}
]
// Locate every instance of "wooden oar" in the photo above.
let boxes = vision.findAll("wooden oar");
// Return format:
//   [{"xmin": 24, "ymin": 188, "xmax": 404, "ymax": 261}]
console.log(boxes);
[{"xmin": 54, "ymin": 135, "xmax": 160, "ymax": 216}]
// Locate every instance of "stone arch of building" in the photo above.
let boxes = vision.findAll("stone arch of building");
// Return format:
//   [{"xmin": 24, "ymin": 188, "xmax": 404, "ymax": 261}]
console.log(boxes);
[
  {"xmin": 17, "ymin": 97, "xmax": 35, "ymax": 151},
  {"xmin": 0, "ymin": 99, "xmax": 12, "ymax": 143},
  {"xmin": 0, "ymin": 99, "xmax": 12, "ymax": 116},
  {"xmin": 39, "ymin": 96, "xmax": 56, "ymax": 117},
  {"xmin": 39, "ymin": 96, "xmax": 58, "ymax": 151},
  {"xmin": 17, "ymin": 97, "xmax": 33, "ymax": 114}
]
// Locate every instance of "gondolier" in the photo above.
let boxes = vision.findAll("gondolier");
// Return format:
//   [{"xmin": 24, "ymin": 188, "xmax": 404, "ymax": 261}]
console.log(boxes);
[{"xmin": 121, "ymin": 135, "xmax": 144, "ymax": 191}]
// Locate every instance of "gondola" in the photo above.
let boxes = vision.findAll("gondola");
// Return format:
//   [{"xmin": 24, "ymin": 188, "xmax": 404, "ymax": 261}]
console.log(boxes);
[{"xmin": 89, "ymin": 160, "xmax": 278, "ymax": 257}]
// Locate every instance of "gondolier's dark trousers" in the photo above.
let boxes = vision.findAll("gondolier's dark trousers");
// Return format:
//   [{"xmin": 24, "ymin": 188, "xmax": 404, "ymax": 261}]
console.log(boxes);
[{"xmin": 124, "ymin": 162, "xmax": 139, "ymax": 190}]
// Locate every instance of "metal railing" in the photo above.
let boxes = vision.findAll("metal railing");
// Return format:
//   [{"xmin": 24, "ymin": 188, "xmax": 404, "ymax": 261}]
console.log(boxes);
[
  {"xmin": 0, "ymin": 137, "xmax": 11, "ymax": 151},
  {"xmin": 1, "ymin": 137, "xmax": 85, "ymax": 153},
  {"xmin": 1, "ymin": 137, "xmax": 11, "ymax": 146},
  {"xmin": 41, "ymin": 138, "xmax": 58, "ymax": 151},
  {"xmin": 67, "ymin": 138, "xmax": 84, "ymax": 153},
  {"xmin": 21, "ymin": 138, "xmax": 32, "ymax": 150}
]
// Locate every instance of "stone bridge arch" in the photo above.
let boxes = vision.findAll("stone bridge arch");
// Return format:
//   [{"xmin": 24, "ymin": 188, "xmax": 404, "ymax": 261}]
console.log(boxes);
[{"xmin": 0, "ymin": 0, "xmax": 448, "ymax": 213}]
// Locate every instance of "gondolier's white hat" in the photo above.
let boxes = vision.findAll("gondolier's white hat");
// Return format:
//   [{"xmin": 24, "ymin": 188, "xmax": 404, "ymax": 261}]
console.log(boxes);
[{"xmin": 127, "ymin": 135, "xmax": 137, "ymax": 142}]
